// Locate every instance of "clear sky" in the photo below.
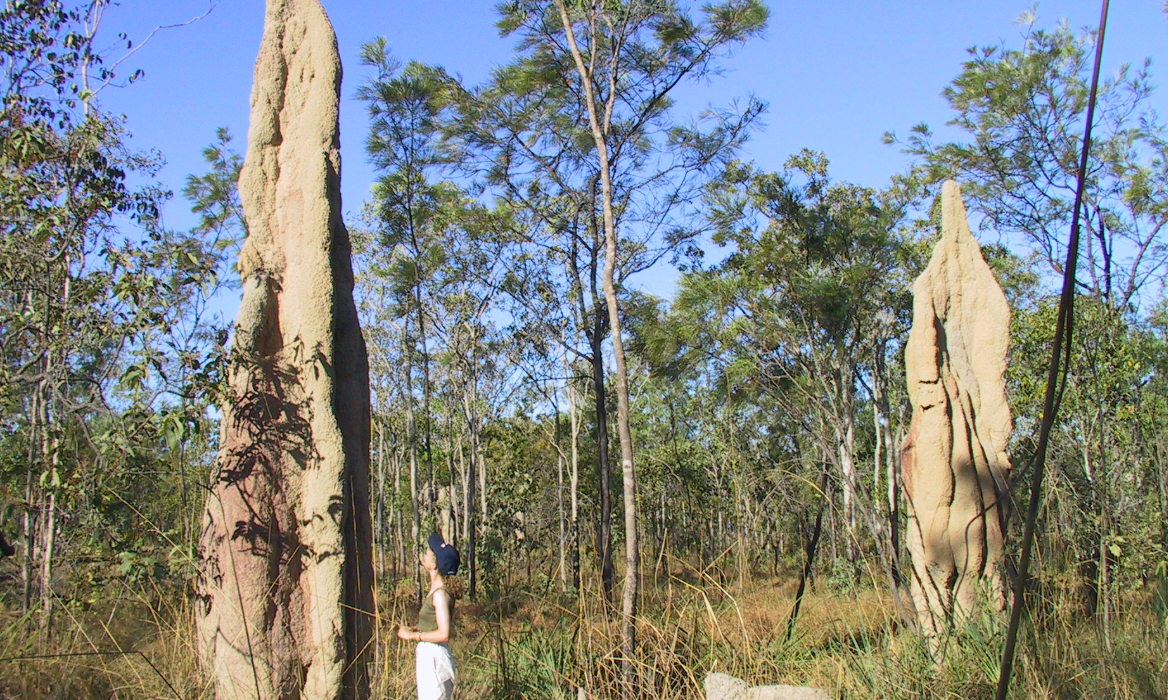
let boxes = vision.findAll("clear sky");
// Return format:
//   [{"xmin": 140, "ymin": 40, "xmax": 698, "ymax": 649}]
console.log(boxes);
[{"xmin": 94, "ymin": 0, "xmax": 1167, "ymax": 298}]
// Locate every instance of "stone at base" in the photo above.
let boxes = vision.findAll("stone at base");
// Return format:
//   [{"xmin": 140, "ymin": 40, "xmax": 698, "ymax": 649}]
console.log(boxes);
[
  {"xmin": 705, "ymin": 672, "xmax": 831, "ymax": 700},
  {"xmin": 706, "ymin": 673, "xmax": 749, "ymax": 700}
]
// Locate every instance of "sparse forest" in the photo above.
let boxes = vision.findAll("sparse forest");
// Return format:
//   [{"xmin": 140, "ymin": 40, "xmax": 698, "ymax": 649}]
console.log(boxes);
[{"xmin": 0, "ymin": 1, "xmax": 1166, "ymax": 698}]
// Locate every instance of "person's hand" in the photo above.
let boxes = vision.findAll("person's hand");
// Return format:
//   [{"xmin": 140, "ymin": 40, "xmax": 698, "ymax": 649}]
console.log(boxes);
[{"xmin": 397, "ymin": 625, "xmax": 417, "ymax": 641}]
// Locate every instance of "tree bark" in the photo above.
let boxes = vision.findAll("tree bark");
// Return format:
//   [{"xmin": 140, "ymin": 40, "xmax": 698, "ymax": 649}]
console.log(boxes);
[
  {"xmin": 393, "ymin": 440, "xmax": 403, "ymax": 582},
  {"xmin": 416, "ymin": 302, "xmax": 435, "ymax": 524},
  {"xmin": 555, "ymin": 0, "xmax": 639, "ymax": 679},
  {"xmin": 786, "ymin": 464, "xmax": 830, "ymax": 641},
  {"xmin": 462, "ymin": 365, "xmax": 481, "ymax": 600},
  {"xmin": 590, "ymin": 326, "xmax": 615, "ymax": 601},
  {"xmin": 39, "ymin": 253, "xmax": 71, "ymax": 630},
  {"xmin": 555, "ymin": 396, "xmax": 567, "ymax": 589},
  {"xmin": 457, "ymin": 437, "xmax": 469, "ymax": 542},
  {"xmin": 376, "ymin": 422, "xmax": 386, "ymax": 579},
  {"xmin": 22, "ymin": 388, "xmax": 40, "ymax": 613},
  {"xmin": 405, "ymin": 324, "xmax": 422, "ymax": 605},
  {"xmin": 836, "ymin": 387, "xmax": 859, "ymax": 570},
  {"xmin": 564, "ymin": 343, "xmax": 582, "ymax": 592}
]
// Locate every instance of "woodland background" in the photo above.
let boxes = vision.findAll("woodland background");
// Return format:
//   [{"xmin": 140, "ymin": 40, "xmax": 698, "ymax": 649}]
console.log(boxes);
[{"xmin": 1, "ymin": 1, "xmax": 1167, "ymax": 698}]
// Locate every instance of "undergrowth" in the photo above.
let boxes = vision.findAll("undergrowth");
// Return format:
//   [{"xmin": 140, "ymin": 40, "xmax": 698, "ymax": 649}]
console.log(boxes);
[{"xmin": 0, "ymin": 558, "xmax": 1163, "ymax": 699}]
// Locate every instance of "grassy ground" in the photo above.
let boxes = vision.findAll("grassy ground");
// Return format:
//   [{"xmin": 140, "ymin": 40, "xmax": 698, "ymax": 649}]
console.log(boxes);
[{"xmin": 0, "ymin": 561, "xmax": 1164, "ymax": 699}]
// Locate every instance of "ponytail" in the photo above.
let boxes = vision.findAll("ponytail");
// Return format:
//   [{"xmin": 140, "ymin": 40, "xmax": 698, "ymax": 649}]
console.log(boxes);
[{"xmin": 442, "ymin": 575, "xmax": 466, "ymax": 600}]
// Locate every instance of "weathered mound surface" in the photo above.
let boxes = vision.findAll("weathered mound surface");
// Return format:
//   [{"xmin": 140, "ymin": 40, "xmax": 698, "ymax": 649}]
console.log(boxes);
[
  {"xmin": 196, "ymin": 1, "xmax": 372, "ymax": 698},
  {"xmin": 901, "ymin": 180, "xmax": 1012, "ymax": 636}
]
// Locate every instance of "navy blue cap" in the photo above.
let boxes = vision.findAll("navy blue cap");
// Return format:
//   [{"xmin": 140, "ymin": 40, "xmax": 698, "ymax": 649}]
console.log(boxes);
[{"xmin": 428, "ymin": 532, "xmax": 460, "ymax": 576}]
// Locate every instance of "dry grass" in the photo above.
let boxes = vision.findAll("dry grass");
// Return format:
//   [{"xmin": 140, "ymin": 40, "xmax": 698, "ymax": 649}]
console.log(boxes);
[
  {"xmin": 0, "ymin": 559, "xmax": 1164, "ymax": 699},
  {"xmin": 366, "ymin": 559, "xmax": 1167, "ymax": 700},
  {"xmin": 0, "ymin": 580, "xmax": 208, "ymax": 699}
]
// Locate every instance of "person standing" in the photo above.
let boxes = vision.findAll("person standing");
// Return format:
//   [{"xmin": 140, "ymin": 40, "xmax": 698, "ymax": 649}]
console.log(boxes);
[{"xmin": 399, "ymin": 532, "xmax": 460, "ymax": 700}]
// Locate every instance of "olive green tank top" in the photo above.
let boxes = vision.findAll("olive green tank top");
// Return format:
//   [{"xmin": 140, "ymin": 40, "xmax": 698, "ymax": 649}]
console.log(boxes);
[{"xmin": 417, "ymin": 587, "xmax": 450, "ymax": 633}]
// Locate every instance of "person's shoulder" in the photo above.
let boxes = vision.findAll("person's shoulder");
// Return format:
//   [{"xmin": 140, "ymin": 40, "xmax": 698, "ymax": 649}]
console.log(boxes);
[{"xmin": 434, "ymin": 587, "xmax": 453, "ymax": 605}]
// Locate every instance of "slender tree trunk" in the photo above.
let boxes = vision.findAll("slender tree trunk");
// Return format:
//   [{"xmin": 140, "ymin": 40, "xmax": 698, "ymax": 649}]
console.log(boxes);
[
  {"xmin": 1099, "ymin": 495, "xmax": 1112, "ymax": 651},
  {"xmin": 555, "ymin": 397, "xmax": 567, "ymax": 589},
  {"xmin": 590, "ymin": 322, "xmax": 615, "ymax": 601},
  {"xmin": 787, "ymin": 464, "xmax": 831, "ymax": 641},
  {"xmin": 447, "ymin": 444, "xmax": 460, "ymax": 548},
  {"xmin": 458, "ymin": 437, "xmax": 469, "ymax": 543},
  {"xmin": 565, "ymin": 346, "xmax": 582, "ymax": 592},
  {"xmin": 562, "ymin": 225, "xmax": 593, "ymax": 598},
  {"xmin": 25, "ymin": 276, "xmax": 55, "ymax": 617},
  {"xmin": 1098, "ymin": 420, "xmax": 1113, "ymax": 653},
  {"xmin": 404, "ymin": 325, "xmax": 422, "ymax": 605},
  {"xmin": 409, "ymin": 433, "xmax": 421, "ymax": 602},
  {"xmin": 477, "ymin": 450, "xmax": 487, "ymax": 522},
  {"xmin": 887, "ymin": 419, "xmax": 902, "ymax": 586},
  {"xmin": 1080, "ymin": 446, "xmax": 1100, "ymax": 614},
  {"xmin": 738, "ymin": 485, "xmax": 750, "ymax": 588},
  {"xmin": 393, "ymin": 443, "xmax": 403, "ymax": 583},
  {"xmin": 462, "ymin": 338, "xmax": 482, "ymax": 600},
  {"xmin": 555, "ymin": 1, "xmax": 639, "ymax": 676},
  {"xmin": 879, "ymin": 346, "xmax": 902, "ymax": 586},
  {"xmin": 40, "ymin": 483, "xmax": 56, "ymax": 628},
  {"xmin": 177, "ymin": 419, "xmax": 190, "ymax": 543},
  {"xmin": 376, "ymin": 422, "xmax": 386, "ymax": 579},
  {"xmin": 417, "ymin": 303, "xmax": 435, "ymax": 524},
  {"xmin": 41, "ymin": 257, "xmax": 74, "ymax": 630},
  {"xmin": 873, "ymin": 383, "xmax": 882, "ymax": 511},
  {"xmin": 837, "ymin": 407, "xmax": 858, "ymax": 570},
  {"xmin": 22, "ymin": 390, "xmax": 39, "ymax": 614},
  {"xmin": 39, "ymin": 301, "xmax": 63, "ymax": 629},
  {"xmin": 21, "ymin": 471, "xmax": 34, "ymax": 613}
]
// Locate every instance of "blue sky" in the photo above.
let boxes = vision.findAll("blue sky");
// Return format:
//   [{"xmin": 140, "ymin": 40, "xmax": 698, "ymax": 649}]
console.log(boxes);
[{"xmin": 94, "ymin": 0, "xmax": 1166, "ymax": 298}]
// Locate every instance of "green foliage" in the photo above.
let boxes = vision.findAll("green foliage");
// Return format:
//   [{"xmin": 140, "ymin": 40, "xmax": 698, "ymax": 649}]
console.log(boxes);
[
  {"xmin": 706, "ymin": 151, "xmax": 922, "ymax": 348},
  {"xmin": 889, "ymin": 17, "xmax": 1168, "ymax": 309},
  {"xmin": 0, "ymin": 3, "xmax": 239, "ymax": 621},
  {"xmin": 182, "ymin": 126, "xmax": 246, "ymax": 250}
]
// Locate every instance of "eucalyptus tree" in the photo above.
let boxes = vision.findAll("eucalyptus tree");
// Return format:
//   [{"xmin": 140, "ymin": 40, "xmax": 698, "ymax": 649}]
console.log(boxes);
[
  {"xmin": 350, "ymin": 221, "xmax": 409, "ymax": 579},
  {"xmin": 357, "ymin": 40, "xmax": 456, "ymax": 598},
  {"xmin": 447, "ymin": 4, "xmax": 768, "ymax": 666},
  {"xmin": 358, "ymin": 40, "xmax": 523, "ymax": 599},
  {"xmin": 426, "ymin": 199, "xmax": 511, "ymax": 600},
  {"xmin": 151, "ymin": 127, "xmax": 248, "ymax": 539},
  {"xmin": 0, "ymin": 0, "xmax": 228, "ymax": 624},
  {"xmin": 675, "ymin": 152, "xmax": 924, "ymax": 584}
]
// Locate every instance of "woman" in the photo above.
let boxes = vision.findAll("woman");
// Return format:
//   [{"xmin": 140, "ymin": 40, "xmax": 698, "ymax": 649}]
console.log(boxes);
[{"xmin": 399, "ymin": 532, "xmax": 460, "ymax": 700}]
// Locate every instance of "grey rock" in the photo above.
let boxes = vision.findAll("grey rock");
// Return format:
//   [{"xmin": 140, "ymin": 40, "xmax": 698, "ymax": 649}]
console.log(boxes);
[
  {"xmin": 706, "ymin": 673, "xmax": 750, "ymax": 700},
  {"xmin": 747, "ymin": 685, "xmax": 833, "ymax": 700},
  {"xmin": 705, "ymin": 673, "xmax": 832, "ymax": 700}
]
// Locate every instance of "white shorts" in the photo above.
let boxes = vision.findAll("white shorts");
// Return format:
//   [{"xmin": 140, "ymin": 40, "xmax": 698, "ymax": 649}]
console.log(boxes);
[{"xmin": 416, "ymin": 641, "xmax": 456, "ymax": 700}]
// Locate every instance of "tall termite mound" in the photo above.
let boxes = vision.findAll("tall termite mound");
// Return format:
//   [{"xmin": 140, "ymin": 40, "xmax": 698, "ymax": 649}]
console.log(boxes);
[
  {"xmin": 196, "ymin": 0, "xmax": 373, "ymax": 698},
  {"xmin": 901, "ymin": 180, "xmax": 1012, "ymax": 637}
]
